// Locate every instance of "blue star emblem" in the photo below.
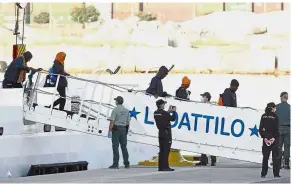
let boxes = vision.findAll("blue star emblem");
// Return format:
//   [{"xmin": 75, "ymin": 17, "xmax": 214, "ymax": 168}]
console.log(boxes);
[
  {"xmin": 129, "ymin": 107, "xmax": 140, "ymax": 119},
  {"xmin": 249, "ymin": 124, "xmax": 259, "ymax": 137}
]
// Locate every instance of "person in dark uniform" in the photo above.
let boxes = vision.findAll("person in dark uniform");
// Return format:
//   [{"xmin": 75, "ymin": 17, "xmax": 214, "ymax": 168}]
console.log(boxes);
[
  {"xmin": 154, "ymin": 99, "xmax": 176, "ymax": 171},
  {"xmin": 259, "ymin": 102, "xmax": 281, "ymax": 178}
]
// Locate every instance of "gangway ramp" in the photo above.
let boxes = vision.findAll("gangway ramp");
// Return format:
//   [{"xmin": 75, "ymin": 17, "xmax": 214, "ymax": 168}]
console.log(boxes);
[{"xmin": 23, "ymin": 70, "xmax": 265, "ymax": 164}]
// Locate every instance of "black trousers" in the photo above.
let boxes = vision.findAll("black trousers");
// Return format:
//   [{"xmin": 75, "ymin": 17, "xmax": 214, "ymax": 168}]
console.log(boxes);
[
  {"xmin": 53, "ymin": 87, "xmax": 66, "ymax": 110},
  {"xmin": 2, "ymin": 79, "xmax": 22, "ymax": 88},
  {"xmin": 158, "ymin": 138, "xmax": 171, "ymax": 170},
  {"xmin": 261, "ymin": 143, "xmax": 280, "ymax": 176}
]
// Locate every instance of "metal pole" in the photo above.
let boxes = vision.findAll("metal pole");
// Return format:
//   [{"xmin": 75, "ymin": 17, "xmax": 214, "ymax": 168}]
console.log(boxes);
[
  {"xmin": 86, "ymin": 70, "xmax": 103, "ymax": 120},
  {"xmin": 97, "ymin": 85, "xmax": 104, "ymax": 121},
  {"xmin": 50, "ymin": 74, "xmax": 60, "ymax": 115},
  {"xmin": 77, "ymin": 81, "xmax": 88, "ymax": 122},
  {"xmin": 29, "ymin": 71, "xmax": 41, "ymax": 110},
  {"xmin": 22, "ymin": 8, "xmax": 25, "ymax": 44},
  {"xmin": 106, "ymin": 87, "xmax": 114, "ymax": 117}
]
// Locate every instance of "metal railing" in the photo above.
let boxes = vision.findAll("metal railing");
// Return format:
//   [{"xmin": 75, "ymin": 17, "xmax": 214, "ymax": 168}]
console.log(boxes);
[{"xmin": 24, "ymin": 69, "xmax": 139, "ymax": 123}]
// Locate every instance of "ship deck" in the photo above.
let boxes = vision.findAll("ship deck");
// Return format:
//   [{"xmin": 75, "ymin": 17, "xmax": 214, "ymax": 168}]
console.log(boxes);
[{"xmin": 0, "ymin": 158, "xmax": 290, "ymax": 183}]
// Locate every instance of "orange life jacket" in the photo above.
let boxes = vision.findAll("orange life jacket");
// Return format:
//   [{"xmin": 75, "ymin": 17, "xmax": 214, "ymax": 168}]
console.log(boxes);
[{"xmin": 218, "ymin": 94, "xmax": 223, "ymax": 106}]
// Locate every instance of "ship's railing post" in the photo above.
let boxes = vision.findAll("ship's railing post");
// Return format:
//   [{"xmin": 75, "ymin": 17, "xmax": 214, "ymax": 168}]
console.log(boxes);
[
  {"xmin": 77, "ymin": 80, "xmax": 88, "ymax": 122},
  {"xmin": 97, "ymin": 85, "xmax": 104, "ymax": 121},
  {"xmin": 86, "ymin": 82, "xmax": 97, "ymax": 120},
  {"xmin": 29, "ymin": 71, "xmax": 41, "ymax": 110},
  {"xmin": 106, "ymin": 86, "xmax": 114, "ymax": 118},
  {"xmin": 50, "ymin": 74, "xmax": 60, "ymax": 115}
]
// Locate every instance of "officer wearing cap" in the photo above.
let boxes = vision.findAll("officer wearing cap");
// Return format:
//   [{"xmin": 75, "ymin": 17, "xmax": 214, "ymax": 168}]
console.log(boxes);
[
  {"xmin": 276, "ymin": 92, "xmax": 291, "ymax": 169},
  {"xmin": 154, "ymin": 99, "xmax": 176, "ymax": 171},
  {"xmin": 199, "ymin": 92, "xmax": 217, "ymax": 166},
  {"xmin": 108, "ymin": 96, "xmax": 131, "ymax": 169}
]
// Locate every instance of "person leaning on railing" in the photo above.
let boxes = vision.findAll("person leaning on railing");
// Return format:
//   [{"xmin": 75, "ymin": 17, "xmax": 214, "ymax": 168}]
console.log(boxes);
[{"xmin": 2, "ymin": 51, "xmax": 42, "ymax": 88}]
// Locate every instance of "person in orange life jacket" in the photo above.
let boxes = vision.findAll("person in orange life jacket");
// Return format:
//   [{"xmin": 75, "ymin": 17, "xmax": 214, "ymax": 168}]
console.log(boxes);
[
  {"xmin": 154, "ymin": 99, "xmax": 176, "ymax": 171},
  {"xmin": 146, "ymin": 66, "xmax": 170, "ymax": 98},
  {"xmin": 259, "ymin": 102, "xmax": 281, "ymax": 178},
  {"xmin": 220, "ymin": 79, "xmax": 239, "ymax": 107},
  {"xmin": 2, "ymin": 51, "xmax": 42, "ymax": 88},
  {"xmin": 46, "ymin": 52, "xmax": 70, "ymax": 110},
  {"xmin": 175, "ymin": 76, "xmax": 191, "ymax": 100},
  {"xmin": 197, "ymin": 92, "xmax": 217, "ymax": 166}
]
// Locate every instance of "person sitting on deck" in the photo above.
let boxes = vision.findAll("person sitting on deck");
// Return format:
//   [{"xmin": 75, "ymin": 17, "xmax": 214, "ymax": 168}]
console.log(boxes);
[
  {"xmin": 175, "ymin": 76, "xmax": 191, "ymax": 100},
  {"xmin": 146, "ymin": 66, "xmax": 169, "ymax": 98}
]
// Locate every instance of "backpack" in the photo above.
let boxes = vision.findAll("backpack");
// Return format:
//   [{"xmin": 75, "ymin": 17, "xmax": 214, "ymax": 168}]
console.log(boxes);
[
  {"xmin": 218, "ymin": 94, "xmax": 223, "ymax": 106},
  {"xmin": 49, "ymin": 67, "xmax": 57, "ymax": 83}
]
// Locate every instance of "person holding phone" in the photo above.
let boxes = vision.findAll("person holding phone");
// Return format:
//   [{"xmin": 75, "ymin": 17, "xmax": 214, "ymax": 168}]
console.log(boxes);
[
  {"xmin": 154, "ymin": 99, "xmax": 176, "ymax": 171},
  {"xmin": 259, "ymin": 102, "xmax": 281, "ymax": 178}
]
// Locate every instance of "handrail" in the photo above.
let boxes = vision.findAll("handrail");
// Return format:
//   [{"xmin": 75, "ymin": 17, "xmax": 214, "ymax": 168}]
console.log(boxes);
[{"xmin": 26, "ymin": 70, "xmax": 262, "ymax": 112}]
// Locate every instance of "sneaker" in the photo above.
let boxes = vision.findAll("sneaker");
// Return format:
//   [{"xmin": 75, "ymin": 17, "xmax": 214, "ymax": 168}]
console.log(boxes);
[
  {"xmin": 261, "ymin": 175, "xmax": 266, "ymax": 178},
  {"xmin": 274, "ymin": 175, "xmax": 281, "ymax": 178},
  {"xmin": 109, "ymin": 165, "xmax": 119, "ymax": 169},
  {"xmin": 125, "ymin": 165, "xmax": 130, "ymax": 169}
]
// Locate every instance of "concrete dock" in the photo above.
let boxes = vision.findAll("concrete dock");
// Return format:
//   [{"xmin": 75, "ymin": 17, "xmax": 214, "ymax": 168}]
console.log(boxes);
[{"xmin": 0, "ymin": 158, "xmax": 290, "ymax": 183}]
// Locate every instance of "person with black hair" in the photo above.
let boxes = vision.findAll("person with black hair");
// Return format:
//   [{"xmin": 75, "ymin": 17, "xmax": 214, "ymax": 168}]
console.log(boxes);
[
  {"xmin": 259, "ymin": 102, "xmax": 281, "ymax": 178},
  {"xmin": 154, "ymin": 99, "xmax": 176, "ymax": 171},
  {"xmin": 2, "ymin": 51, "xmax": 42, "ymax": 88},
  {"xmin": 220, "ymin": 79, "xmax": 239, "ymax": 107},
  {"xmin": 196, "ymin": 92, "xmax": 217, "ymax": 166}
]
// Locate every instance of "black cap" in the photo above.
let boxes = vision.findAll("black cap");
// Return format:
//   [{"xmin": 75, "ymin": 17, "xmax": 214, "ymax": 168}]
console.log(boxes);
[
  {"xmin": 200, "ymin": 92, "xmax": 211, "ymax": 100},
  {"xmin": 267, "ymin": 102, "xmax": 276, "ymax": 108},
  {"xmin": 280, "ymin": 92, "xmax": 288, "ymax": 98},
  {"xmin": 230, "ymin": 79, "xmax": 239, "ymax": 87},
  {"xmin": 156, "ymin": 99, "xmax": 167, "ymax": 108},
  {"xmin": 114, "ymin": 96, "xmax": 124, "ymax": 104}
]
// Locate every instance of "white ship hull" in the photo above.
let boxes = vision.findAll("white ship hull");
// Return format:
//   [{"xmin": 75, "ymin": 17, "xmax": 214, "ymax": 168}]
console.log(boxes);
[{"xmin": 0, "ymin": 89, "xmax": 157, "ymax": 178}]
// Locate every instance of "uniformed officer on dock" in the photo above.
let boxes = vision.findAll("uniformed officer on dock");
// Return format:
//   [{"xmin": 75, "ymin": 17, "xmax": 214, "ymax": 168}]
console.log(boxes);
[
  {"xmin": 108, "ymin": 96, "xmax": 130, "ymax": 169},
  {"xmin": 259, "ymin": 102, "xmax": 280, "ymax": 178},
  {"xmin": 154, "ymin": 99, "xmax": 176, "ymax": 171},
  {"xmin": 276, "ymin": 92, "xmax": 291, "ymax": 169}
]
